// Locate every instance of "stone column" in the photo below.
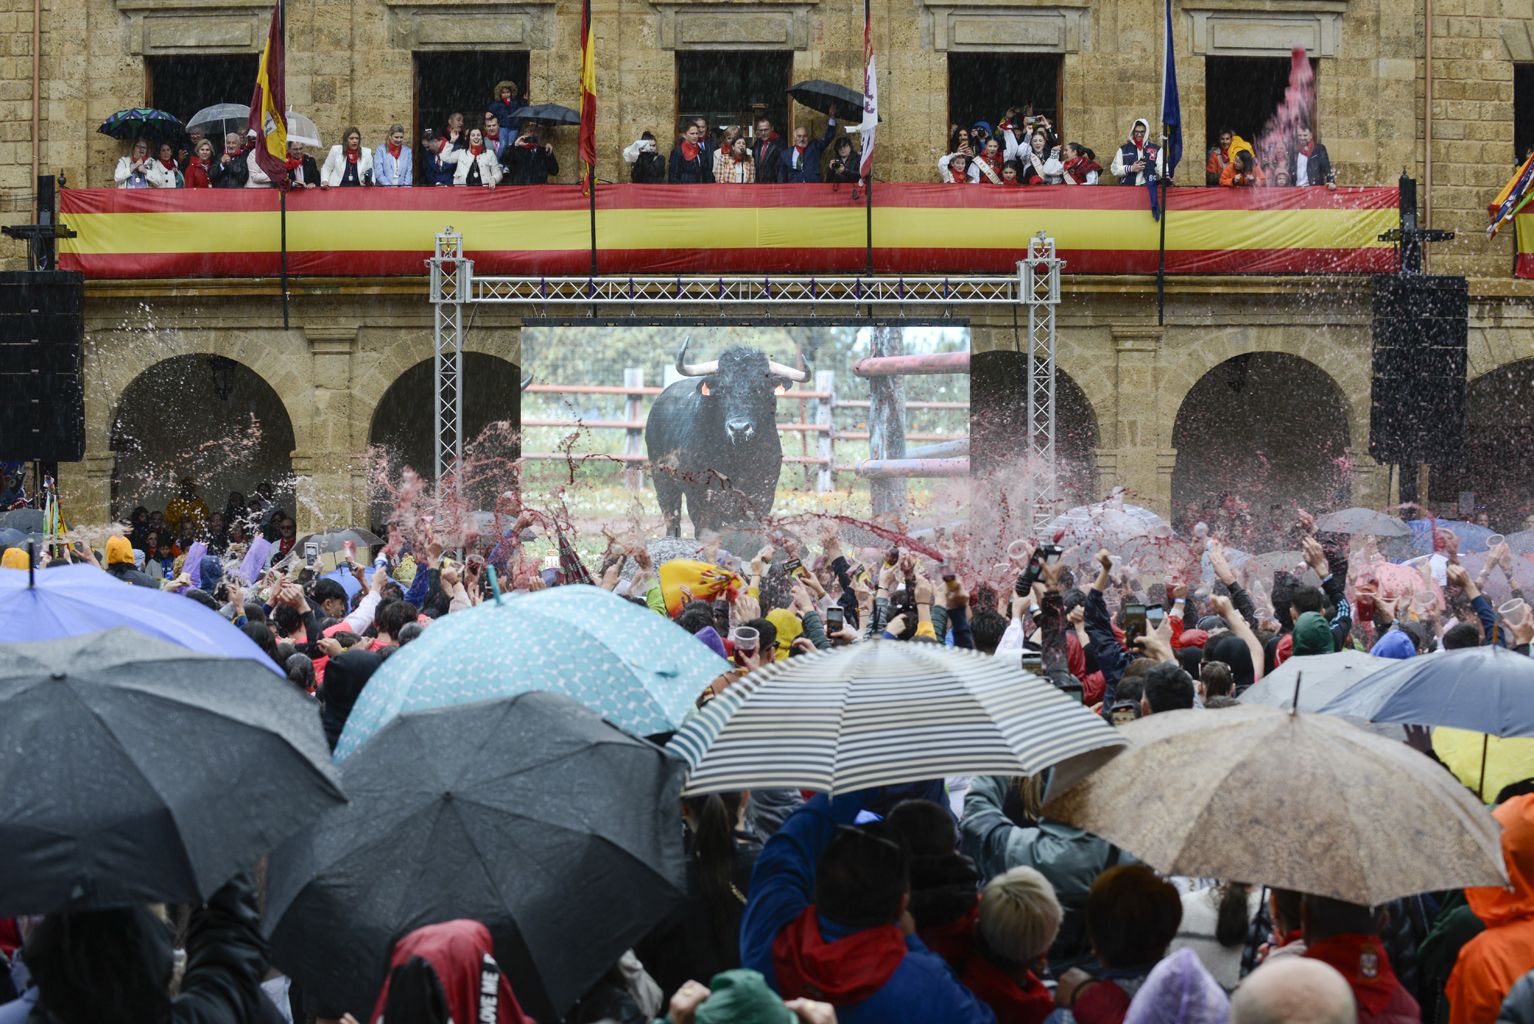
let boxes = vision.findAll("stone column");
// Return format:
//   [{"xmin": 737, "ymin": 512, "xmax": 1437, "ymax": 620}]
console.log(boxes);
[
  {"xmin": 1104, "ymin": 324, "xmax": 1172, "ymax": 515},
  {"xmin": 56, "ymin": 453, "xmax": 115, "ymax": 527},
  {"xmin": 1348, "ymin": 448, "xmax": 1390, "ymax": 509},
  {"xmin": 297, "ymin": 326, "xmax": 360, "ymax": 532}
]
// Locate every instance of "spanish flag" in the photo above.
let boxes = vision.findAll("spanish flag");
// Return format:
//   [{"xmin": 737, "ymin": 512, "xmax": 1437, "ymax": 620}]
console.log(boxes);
[
  {"xmin": 578, "ymin": 0, "xmax": 596, "ymax": 190},
  {"xmin": 248, "ymin": 2, "xmax": 288, "ymax": 187}
]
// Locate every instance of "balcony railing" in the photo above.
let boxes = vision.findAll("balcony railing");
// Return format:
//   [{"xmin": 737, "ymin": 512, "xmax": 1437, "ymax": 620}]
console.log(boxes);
[{"xmin": 58, "ymin": 183, "xmax": 1400, "ymax": 280}]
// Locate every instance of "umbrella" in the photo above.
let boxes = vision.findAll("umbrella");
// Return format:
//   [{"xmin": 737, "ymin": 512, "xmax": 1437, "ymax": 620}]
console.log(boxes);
[
  {"xmin": 0, "ymin": 527, "xmax": 42, "ymax": 551},
  {"xmin": 1409, "ymin": 518, "xmax": 1497, "ymax": 555},
  {"xmin": 97, "ymin": 107, "xmax": 184, "ymax": 143},
  {"xmin": 285, "ymin": 110, "xmax": 321, "ymax": 148},
  {"xmin": 1458, "ymin": 551, "xmax": 1534, "ymax": 604},
  {"xmin": 1237, "ymin": 649, "xmax": 1405, "ymax": 739},
  {"xmin": 334, "ymin": 584, "xmax": 728, "ymax": 758},
  {"xmin": 1314, "ymin": 507, "xmax": 1411, "ymax": 538},
  {"xmin": 1043, "ymin": 705, "xmax": 1506, "ymax": 905},
  {"xmin": 786, "ymin": 79, "xmax": 879, "ymax": 120},
  {"xmin": 1505, "ymin": 530, "xmax": 1534, "ymax": 556},
  {"xmin": 667, "ymin": 641, "xmax": 1126, "ymax": 796},
  {"xmin": 506, "ymin": 103, "xmax": 580, "ymax": 125},
  {"xmin": 0, "ymin": 562, "xmax": 280, "ymax": 671},
  {"xmin": 294, "ymin": 527, "xmax": 383, "ymax": 554},
  {"xmin": 1040, "ymin": 498, "xmax": 1170, "ymax": 552},
  {"xmin": 265, "ymin": 692, "xmax": 687, "ymax": 1021},
  {"xmin": 0, "ymin": 628, "xmax": 344, "ymax": 915},
  {"xmin": 1119, "ymin": 534, "xmax": 1197, "ymax": 580},
  {"xmin": 184, "ymin": 102, "xmax": 250, "ymax": 143},
  {"xmin": 1320, "ymin": 646, "xmax": 1534, "ymax": 738},
  {"xmin": 0, "ymin": 508, "xmax": 44, "ymax": 533}
]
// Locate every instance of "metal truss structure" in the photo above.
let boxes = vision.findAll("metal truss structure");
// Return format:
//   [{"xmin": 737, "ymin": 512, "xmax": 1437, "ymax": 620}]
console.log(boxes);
[{"xmin": 428, "ymin": 228, "xmax": 1063, "ymax": 526}]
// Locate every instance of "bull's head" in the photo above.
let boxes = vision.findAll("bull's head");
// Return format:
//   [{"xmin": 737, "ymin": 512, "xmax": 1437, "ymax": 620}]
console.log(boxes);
[
  {"xmin": 520, "ymin": 373, "xmax": 533, "ymax": 392},
  {"xmin": 676, "ymin": 337, "xmax": 811, "ymax": 446}
]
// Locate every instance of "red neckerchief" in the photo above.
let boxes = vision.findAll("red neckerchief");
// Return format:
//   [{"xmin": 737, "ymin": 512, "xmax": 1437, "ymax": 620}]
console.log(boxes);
[
  {"xmin": 795, "ymin": 144, "xmax": 807, "ymax": 156},
  {"xmin": 981, "ymin": 153, "xmax": 1005, "ymax": 174},
  {"xmin": 346, "ymin": 149, "xmax": 359, "ymax": 164},
  {"xmin": 680, "ymin": 140, "xmax": 700, "ymax": 161},
  {"xmin": 1064, "ymin": 157, "xmax": 1101, "ymax": 180},
  {"xmin": 771, "ymin": 906, "xmax": 907, "ymax": 1004},
  {"xmin": 469, "ymin": 144, "xmax": 484, "ymax": 157},
  {"xmin": 484, "ymin": 131, "xmax": 500, "ymax": 145},
  {"xmin": 386, "ymin": 142, "xmax": 402, "ymax": 159},
  {"xmin": 158, "ymin": 158, "xmax": 176, "ymax": 171},
  {"xmin": 285, "ymin": 155, "xmax": 302, "ymax": 171},
  {"xmin": 1276, "ymin": 929, "xmax": 1303, "ymax": 947},
  {"xmin": 1299, "ymin": 141, "xmax": 1317, "ymax": 157},
  {"xmin": 1305, "ymin": 934, "xmax": 1402, "ymax": 1015}
]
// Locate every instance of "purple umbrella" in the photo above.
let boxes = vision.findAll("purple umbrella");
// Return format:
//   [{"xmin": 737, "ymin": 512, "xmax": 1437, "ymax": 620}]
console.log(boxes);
[{"xmin": 0, "ymin": 563, "xmax": 279, "ymax": 673}]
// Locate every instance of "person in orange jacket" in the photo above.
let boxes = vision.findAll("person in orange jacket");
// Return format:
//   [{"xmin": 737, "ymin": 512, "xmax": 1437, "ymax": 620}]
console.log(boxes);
[{"xmin": 1448, "ymin": 794, "xmax": 1534, "ymax": 1024}]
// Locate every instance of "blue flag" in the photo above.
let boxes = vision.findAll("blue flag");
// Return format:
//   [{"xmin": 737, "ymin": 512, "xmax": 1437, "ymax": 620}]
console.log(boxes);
[{"xmin": 1153, "ymin": 0, "xmax": 1182, "ymax": 220}]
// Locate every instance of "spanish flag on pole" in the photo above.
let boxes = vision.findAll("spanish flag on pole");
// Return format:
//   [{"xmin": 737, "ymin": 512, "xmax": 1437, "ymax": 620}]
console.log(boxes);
[
  {"xmin": 579, "ymin": 0, "xmax": 596, "ymax": 192},
  {"xmin": 249, "ymin": 2, "xmax": 288, "ymax": 188}
]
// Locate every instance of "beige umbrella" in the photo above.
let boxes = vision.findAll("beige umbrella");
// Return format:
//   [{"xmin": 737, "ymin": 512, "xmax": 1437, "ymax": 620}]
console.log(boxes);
[{"xmin": 1043, "ymin": 704, "xmax": 1506, "ymax": 905}]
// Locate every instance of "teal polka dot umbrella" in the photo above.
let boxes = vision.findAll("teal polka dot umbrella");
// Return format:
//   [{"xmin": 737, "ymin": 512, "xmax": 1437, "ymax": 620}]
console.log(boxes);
[{"xmin": 334, "ymin": 584, "xmax": 729, "ymax": 759}]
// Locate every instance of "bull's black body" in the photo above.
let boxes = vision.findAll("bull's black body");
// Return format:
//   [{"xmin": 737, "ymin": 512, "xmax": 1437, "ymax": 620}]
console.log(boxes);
[{"xmin": 645, "ymin": 345, "xmax": 801, "ymax": 537}]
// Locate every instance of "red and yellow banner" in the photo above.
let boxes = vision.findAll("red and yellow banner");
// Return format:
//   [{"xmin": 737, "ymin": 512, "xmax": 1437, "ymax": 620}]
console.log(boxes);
[
  {"xmin": 58, "ymin": 184, "xmax": 1399, "ymax": 279},
  {"xmin": 1510, "ymin": 210, "xmax": 1534, "ymax": 277}
]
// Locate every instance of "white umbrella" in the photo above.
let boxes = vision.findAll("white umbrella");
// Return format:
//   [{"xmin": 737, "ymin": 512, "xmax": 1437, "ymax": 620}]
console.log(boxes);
[
  {"xmin": 667, "ymin": 641, "xmax": 1127, "ymax": 796},
  {"xmin": 1040, "ymin": 497, "xmax": 1170, "ymax": 551},
  {"xmin": 185, "ymin": 102, "xmax": 250, "ymax": 142},
  {"xmin": 285, "ymin": 111, "xmax": 321, "ymax": 148}
]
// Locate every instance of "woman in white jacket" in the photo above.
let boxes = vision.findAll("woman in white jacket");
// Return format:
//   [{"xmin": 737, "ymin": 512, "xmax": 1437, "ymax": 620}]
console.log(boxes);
[
  {"xmin": 320, "ymin": 126, "xmax": 373, "ymax": 187},
  {"xmin": 452, "ymin": 128, "xmax": 503, "ymax": 188},
  {"xmin": 114, "ymin": 139, "xmax": 173, "ymax": 189}
]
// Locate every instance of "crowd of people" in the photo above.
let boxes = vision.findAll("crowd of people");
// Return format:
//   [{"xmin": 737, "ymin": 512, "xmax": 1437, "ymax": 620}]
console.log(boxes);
[{"xmin": 5, "ymin": 485, "xmax": 1533, "ymax": 1024}]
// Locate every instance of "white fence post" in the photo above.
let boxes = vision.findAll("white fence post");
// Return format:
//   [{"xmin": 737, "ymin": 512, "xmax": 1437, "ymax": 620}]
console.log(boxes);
[
  {"xmin": 624, "ymin": 367, "xmax": 645, "ymax": 490},
  {"xmin": 815, "ymin": 369, "xmax": 835, "ymax": 493}
]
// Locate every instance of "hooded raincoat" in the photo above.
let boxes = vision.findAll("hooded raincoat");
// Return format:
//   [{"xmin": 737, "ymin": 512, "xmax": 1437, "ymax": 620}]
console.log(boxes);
[
  {"xmin": 368, "ymin": 919, "xmax": 534, "ymax": 1024},
  {"xmin": 1110, "ymin": 118, "xmax": 1162, "ymax": 186},
  {"xmin": 1449, "ymin": 795, "xmax": 1534, "ymax": 1024}
]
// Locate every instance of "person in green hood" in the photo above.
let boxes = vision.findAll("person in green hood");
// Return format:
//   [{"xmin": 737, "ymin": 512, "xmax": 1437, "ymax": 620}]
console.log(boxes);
[{"xmin": 1291, "ymin": 610, "xmax": 1336, "ymax": 658}]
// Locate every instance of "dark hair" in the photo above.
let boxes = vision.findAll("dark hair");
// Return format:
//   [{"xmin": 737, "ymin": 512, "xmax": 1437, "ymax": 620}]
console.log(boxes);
[
  {"xmin": 1175, "ymin": 645, "xmax": 1203, "ymax": 679},
  {"xmin": 27, "ymin": 906, "xmax": 175, "ymax": 1024},
  {"xmin": 377, "ymin": 599, "xmax": 417, "ymax": 640},
  {"xmin": 274, "ymin": 641, "xmax": 297, "ymax": 663},
  {"xmin": 745, "ymin": 616, "xmax": 777, "ymax": 654},
  {"xmin": 1142, "ymin": 662, "xmax": 1195, "ymax": 713},
  {"xmin": 182, "ymin": 588, "xmax": 219, "ymax": 611},
  {"xmin": 885, "ymin": 799, "xmax": 957, "ymax": 859},
  {"xmin": 1205, "ymin": 695, "xmax": 1241, "ymax": 709},
  {"xmin": 676, "ymin": 607, "xmax": 714, "ymax": 635},
  {"xmin": 243, "ymin": 621, "xmax": 281, "ymax": 663},
  {"xmin": 397, "ymin": 621, "xmax": 424, "ymax": 646},
  {"xmin": 641, "ymin": 130, "xmax": 655, "ymax": 141},
  {"xmin": 1443, "ymin": 622, "xmax": 1481, "ymax": 650},
  {"xmin": 1235, "ymin": 150, "xmax": 1255, "ymax": 173},
  {"xmin": 381, "ymin": 956, "xmax": 449, "ymax": 1024},
  {"xmin": 285, "ymin": 652, "xmax": 315, "ymax": 690},
  {"xmin": 311, "ymin": 578, "xmax": 347, "ymax": 606},
  {"xmin": 242, "ymin": 600, "xmax": 267, "ymax": 625},
  {"xmin": 1215, "ymin": 882, "xmax": 1252, "ymax": 947},
  {"xmin": 270, "ymin": 603, "xmax": 302, "ymax": 638},
  {"xmin": 815, "ymin": 822, "xmax": 909, "ymax": 929},
  {"xmin": 971, "ymin": 609, "xmax": 1009, "ymax": 655},
  {"xmin": 1062, "ymin": 588, "xmax": 1087, "ymax": 614},
  {"xmin": 1086, "ymin": 865, "xmax": 1181, "ymax": 968},
  {"xmin": 1200, "ymin": 660, "xmax": 1234, "ymax": 698},
  {"xmin": 1290, "ymin": 585, "xmax": 1324, "ymax": 616},
  {"xmin": 1302, "ymin": 894, "xmax": 1377, "ymax": 942},
  {"xmin": 1270, "ymin": 888, "xmax": 1304, "ymax": 934},
  {"xmin": 1068, "ymin": 142, "xmax": 1095, "ymax": 162},
  {"xmin": 684, "ymin": 791, "xmax": 747, "ymax": 944}
]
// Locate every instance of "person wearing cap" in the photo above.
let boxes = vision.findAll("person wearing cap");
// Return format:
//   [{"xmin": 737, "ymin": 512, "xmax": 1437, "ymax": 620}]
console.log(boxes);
[
  {"xmin": 662, "ymin": 970, "xmax": 836, "ymax": 1024},
  {"xmin": 104, "ymin": 535, "xmax": 159, "ymax": 588}
]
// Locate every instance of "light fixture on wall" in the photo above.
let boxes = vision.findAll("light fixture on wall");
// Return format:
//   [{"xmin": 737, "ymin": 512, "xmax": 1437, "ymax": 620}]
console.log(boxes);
[{"xmin": 207, "ymin": 355, "xmax": 236, "ymax": 402}]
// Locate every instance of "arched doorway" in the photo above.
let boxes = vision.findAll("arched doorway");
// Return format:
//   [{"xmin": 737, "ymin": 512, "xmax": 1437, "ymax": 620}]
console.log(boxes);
[
  {"xmin": 110, "ymin": 354, "xmax": 297, "ymax": 521},
  {"xmin": 367, "ymin": 353, "xmax": 522, "ymax": 522},
  {"xmin": 1431, "ymin": 359, "xmax": 1534, "ymax": 529},
  {"xmin": 1171, "ymin": 352, "xmax": 1350, "ymax": 547}
]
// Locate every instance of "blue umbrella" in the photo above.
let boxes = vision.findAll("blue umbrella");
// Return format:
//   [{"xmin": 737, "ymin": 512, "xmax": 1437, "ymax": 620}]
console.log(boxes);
[
  {"xmin": 334, "ymin": 584, "xmax": 730, "ymax": 759},
  {"xmin": 97, "ymin": 106, "xmax": 185, "ymax": 143},
  {"xmin": 1407, "ymin": 518, "xmax": 1497, "ymax": 556},
  {"xmin": 0, "ymin": 563, "xmax": 279, "ymax": 673},
  {"xmin": 1319, "ymin": 646, "xmax": 1534, "ymax": 737}
]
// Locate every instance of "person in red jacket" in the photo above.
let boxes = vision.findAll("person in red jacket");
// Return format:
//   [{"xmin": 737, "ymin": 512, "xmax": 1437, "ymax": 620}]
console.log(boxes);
[
  {"xmin": 1301, "ymin": 895, "xmax": 1419, "ymax": 1024},
  {"xmin": 956, "ymin": 867, "xmax": 1061, "ymax": 1024}
]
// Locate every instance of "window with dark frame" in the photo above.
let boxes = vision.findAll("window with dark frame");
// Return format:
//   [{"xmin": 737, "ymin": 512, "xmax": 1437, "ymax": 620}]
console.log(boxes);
[
  {"xmin": 676, "ymin": 51, "xmax": 793, "ymax": 142},
  {"xmin": 413, "ymin": 51, "xmax": 531, "ymax": 180},
  {"xmin": 146, "ymin": 54, "xmax": 261, "ymax": 131},
  {"xmin": 947, "ymin": 53, "xmax": 1062, "ymax": 146},
  {"xmin": 1515, "ymin": 63, "xmax": 1534, "ymax": 166},
  {"xmin": 1204, "ymin": 55, "xmax": 1318, "ymax": 156}
]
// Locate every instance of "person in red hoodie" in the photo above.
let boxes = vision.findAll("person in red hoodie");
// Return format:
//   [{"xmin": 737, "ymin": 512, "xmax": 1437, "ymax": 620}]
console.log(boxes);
[
  {"xmin": 367, "ymin": 919, "xmax": 534, "ymax": 1024},
  {"xmin": 955, "ymin": 868, "xmax": 1060, "ymax": 1024},
  {"xmin": 1301, "ymin": 895, "xmax": 1419, "ymax": 1024},
  {"xmin": 740, "ymin": 791, "xmax": 996, "ymax": 1024}
]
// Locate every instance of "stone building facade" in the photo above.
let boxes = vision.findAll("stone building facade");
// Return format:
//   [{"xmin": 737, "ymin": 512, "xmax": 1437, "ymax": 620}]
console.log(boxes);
[{"xmin": 0, "ymin": 0, "xmax": 1531, "ymax": 530}]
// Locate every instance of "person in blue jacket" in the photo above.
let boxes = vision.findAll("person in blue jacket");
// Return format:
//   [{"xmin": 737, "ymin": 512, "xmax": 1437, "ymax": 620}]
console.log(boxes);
[
  {"xmin": 421, "ymin": 129, "xmax": 455, "ymax": 186},
  {"xmin": 780, "ymin": 110, "xmax": 839, "ymax": 183},
  {"xmin": 739, "ymin": 790, "xmax": 996, "ymax": 1024}
]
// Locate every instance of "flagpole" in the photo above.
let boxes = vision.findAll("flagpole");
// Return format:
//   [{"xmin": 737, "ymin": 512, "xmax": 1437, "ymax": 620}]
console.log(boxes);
[
  {"xmin": 584, "ymin": 0, "xmax": 597, "ymax": 281},
  {"xmin": 863, "ymin": 0, "xmax": 872, "ymax": 277},
  {"xmin": 278, "ymin": 0, "xmax": 289, "ymax": 329},
  {"xmin": 1156, "ymin": 146, "xmax": 1166, "ymax": 326}
]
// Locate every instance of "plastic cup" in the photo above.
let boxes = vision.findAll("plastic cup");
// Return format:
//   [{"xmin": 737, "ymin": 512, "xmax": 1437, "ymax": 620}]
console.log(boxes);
[
  {"xmin": 1489, "ymin": 534, "xmax": 1506, "ymax": 549},
  {"xmin": 1006, "ymin": 539, "xmax": 1031, "ymax": 562},
  {"xmin": 1501, "ymin": 598, "xmax": 1527, "ymax": 621},
  {"xmin": 731, "ymin": 626, "xmax": 759, "ymax": 654}
]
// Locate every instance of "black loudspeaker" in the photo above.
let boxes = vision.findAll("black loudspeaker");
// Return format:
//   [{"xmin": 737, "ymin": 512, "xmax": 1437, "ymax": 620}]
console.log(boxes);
[
  {"xmin": 1368, "ymin": 274, "xmax": 1467, "ymax": 466},
  {"xmin": 0, "ymin": 271, "xmax": 85, "ymax": 462},
  {"xmin": 970, "ymin": 349, "xmax": 1029, "ymax": 477}
]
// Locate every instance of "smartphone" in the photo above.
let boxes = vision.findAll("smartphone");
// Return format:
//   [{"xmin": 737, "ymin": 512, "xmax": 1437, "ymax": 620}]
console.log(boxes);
[
  {"xmin": 825, "ymin": 605, "xmax": 845, "ymax": 632},
  {"xmin": 783, "ymin": 557, "xmax": 803, "ymax": 576},
  {"xmin": 304, "ymin": 541, "xmax": 319, "ymax": 568},
  {"xmin": 1020, "ymin": 649, "xmax": 1043, "ymax": 676},
  {"xmin": 1123, "ymin": 602, "xmax": 1148, "ymax": 645},
  {"xmin": 1147, "ymin": 606, "xmax": 1166, "ymax": 629},
  {"xmin": 1109, "ymin": 702, "xmax": 1141, "ymax": 726}
]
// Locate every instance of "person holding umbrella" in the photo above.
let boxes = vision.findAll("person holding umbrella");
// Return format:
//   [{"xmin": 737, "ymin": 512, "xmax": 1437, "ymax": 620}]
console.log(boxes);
[
  {"xmin": 503, "ymin": 123, "xmax": 558, "ymax": 184},
  {"xmin": 781, "ymin": 105, "xmax": 838, "ymax": 183},
  {"xmin": 210, "ymin": 132, "xmax": 249, "ymax": 188}
]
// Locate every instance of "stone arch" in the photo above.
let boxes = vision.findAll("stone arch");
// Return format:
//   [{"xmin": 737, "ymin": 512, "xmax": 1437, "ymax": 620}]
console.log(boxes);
[
  {"xmin": 1170, "ymin": 352, "xmax": 1351, "ymax": 544},
  {"xmin": 108, "ymin": 354, "xmax": 299, "ymax": 522},
  {"xmin": 1431, "ymin": 358, "xmax": 1534, "ymax": 529}
]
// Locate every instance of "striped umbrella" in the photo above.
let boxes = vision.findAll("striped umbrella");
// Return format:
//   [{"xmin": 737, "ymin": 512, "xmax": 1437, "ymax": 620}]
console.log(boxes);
[{"xmin": 668, "ymin": 641, "xmax": 1127, "ymax": 796}]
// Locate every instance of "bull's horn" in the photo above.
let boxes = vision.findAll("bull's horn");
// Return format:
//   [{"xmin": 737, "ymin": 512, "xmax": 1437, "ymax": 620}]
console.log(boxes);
[
  {"xmin": 520, "ymin": 374, "xmax": 533, "ymax": 392},
  {"xmin": 768, "ymin": 352, "xmax": 811, "ymax": 383},
  {"xmin": 675, "ymin": 336, "xmax": 719, "ymax": 377}
]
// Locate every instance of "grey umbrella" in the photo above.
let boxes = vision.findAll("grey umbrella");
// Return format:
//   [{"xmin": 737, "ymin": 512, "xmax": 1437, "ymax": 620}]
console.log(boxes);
[
  {"xmin": 1314, "ymin": 507, "xmax": 1412, "ymax": 537},
  {"xmin": 0, "ymin": 508, "xmax": 44, "ymax": 533},
  {"xmin": 294, "ymin": 527, "xmax": 384, "ymax": 553},
  {"xmin": 0, "ymin": 628, "xmax": 344, "ymax": 915},
  {"xmin": 264, "ymin": 691, "xmax": 687, "ymax": 1022}
]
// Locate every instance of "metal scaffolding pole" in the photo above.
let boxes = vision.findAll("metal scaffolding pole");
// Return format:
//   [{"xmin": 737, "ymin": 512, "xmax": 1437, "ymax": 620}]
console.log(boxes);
[
  {"xmin": 429, "ymin": 229, "xmax": 472, "ymax": 485},
  {"xmin": 1021, "ymin": 233, "xmax": 1064, "ymax": 535}
]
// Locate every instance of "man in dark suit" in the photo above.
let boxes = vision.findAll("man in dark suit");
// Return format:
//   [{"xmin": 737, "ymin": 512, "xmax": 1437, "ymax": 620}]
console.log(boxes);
[
  {"xmin": 286, "ymin": 140, "xmax": 321, "ymax": 188},
  {"xmin": 780, "ymin": 110, "xmax": 838, "ymax": 183},
  {"xmin": 1288, "ymin": 125, "xmax": 1336, "ymax": 189},
  {"xmin": 752, "ymin": 115, "xmax": 786, "ymax": 184},
  {"xmin": 503, "ymin": 123, "xmax": 559, "ymax": 184},
  {"xmin": 210, "ymin": 132, "xmax": 248, "ymax": 188}
]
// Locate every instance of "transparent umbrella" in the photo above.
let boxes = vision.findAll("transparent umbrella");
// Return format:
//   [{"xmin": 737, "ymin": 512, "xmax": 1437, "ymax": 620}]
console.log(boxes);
[
  {"xmin": 185, "ymin": 102, "xmax": 250, "ymax": 142},
  {"xmin": 285, "ymin": 111, "xmax": 321, "ymax": 148}
]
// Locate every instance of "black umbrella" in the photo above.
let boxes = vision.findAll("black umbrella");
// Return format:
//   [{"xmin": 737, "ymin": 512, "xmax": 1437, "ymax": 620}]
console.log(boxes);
[
  {"xmin": 787, "ymin": 79, "xmax": 879, "ymax": 120},
  {"xmin": 506, "ymin": 102, "xmax": 581, "ymax": 126},
  {"xmin": 97, "ymin": 107, "xmax": 186, "ymax": 144},
  {"xmin": 264, "ymin": 691, "xmax": 687, "ymax": 1021},
  {"xmin": 0, "ymin": 628, "xmax": 344, "ymax": 915},
  {"xmin": 0, "ymin": 508, "xmax": 43, "ymax": 533}
]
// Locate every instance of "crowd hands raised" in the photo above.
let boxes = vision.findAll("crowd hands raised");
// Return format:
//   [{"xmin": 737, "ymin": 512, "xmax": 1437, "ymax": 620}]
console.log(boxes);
[{"xmin": 10, "ymin": 491, "xmax": 1534, "ymax": 1024}]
